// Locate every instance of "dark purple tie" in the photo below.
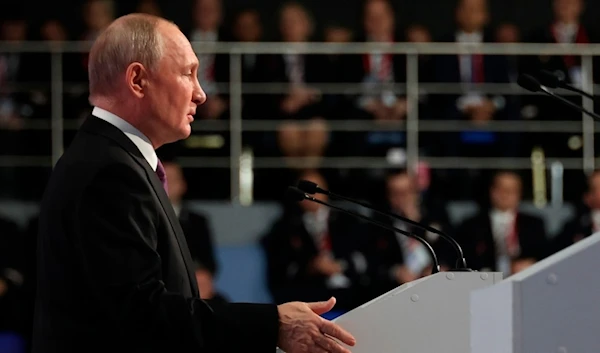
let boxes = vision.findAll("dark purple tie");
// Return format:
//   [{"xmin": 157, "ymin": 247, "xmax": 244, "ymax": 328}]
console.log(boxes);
[{"xmin": 156, "ymin": 159, "xmax": 168, "ymax": 195}]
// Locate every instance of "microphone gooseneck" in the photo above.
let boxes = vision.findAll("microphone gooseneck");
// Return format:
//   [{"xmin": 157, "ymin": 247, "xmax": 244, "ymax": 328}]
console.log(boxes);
[
  {"xmin": 537, "ymin": 69, "xmax": 595, "ymax": 100},
  {"xmin": 286, "ymin": 186, "xmax": 441, "ymax": 274},
  {"xmin": 297, "ymin": 180, "xmax": 470, "ymax": 270},
  {"xmin": 518, "ymin": 74, "xmax": 600, "ymax": 122}
]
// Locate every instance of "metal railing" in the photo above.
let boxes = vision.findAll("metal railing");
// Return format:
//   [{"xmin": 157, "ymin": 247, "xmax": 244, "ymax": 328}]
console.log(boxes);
[{"xmin": 1, "ymin": 41, "xmax": 598, "ymax": 202}]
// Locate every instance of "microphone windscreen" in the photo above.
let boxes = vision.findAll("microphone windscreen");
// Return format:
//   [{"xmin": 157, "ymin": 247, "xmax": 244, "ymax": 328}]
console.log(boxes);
[
  {"xmin": 537, "ymin": 70, "xmax": 561, "ymax": 88},
  {"xmin": 517, "ymin": 74, "xmax": 542, "ymax": 92},
  {"xmin": 285, "ymin": 186, "xmax": 307, "ymax": 202},
  {"xmin": 297, "ymin": 180, "xmax": 318, "ymax": 194}
]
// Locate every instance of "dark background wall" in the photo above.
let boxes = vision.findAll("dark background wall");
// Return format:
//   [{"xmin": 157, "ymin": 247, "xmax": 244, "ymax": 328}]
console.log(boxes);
[{"xmin": 7, "ymin": 0, "xmax": 600, "ymax": 41}]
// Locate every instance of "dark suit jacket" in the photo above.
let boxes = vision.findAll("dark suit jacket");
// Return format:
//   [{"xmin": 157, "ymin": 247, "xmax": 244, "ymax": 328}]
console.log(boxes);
[
  {"xmin": 455, "ymin": 211, "xmax": 548, "ymax": 271},
  {"xmin": 433, "ymin": 32, "xmax": 516, "ymax": 121},
  {"xmin": 261, "ymin": 209, "xmax": 367, "ymax": 290},
  {"xmin": 365, "ymin": 208, "xmax": 455, "ymax": 288},
  {"xmin": 179, "ymin": 207, "xmax": 218, "ymax": 275},
  {"xmin": 548, "ymin": 211, "xmax": 595, "ymax": 256},
  {"xmin": 32, "ymin": 116, "xmax": 278, "ymax": 353}
]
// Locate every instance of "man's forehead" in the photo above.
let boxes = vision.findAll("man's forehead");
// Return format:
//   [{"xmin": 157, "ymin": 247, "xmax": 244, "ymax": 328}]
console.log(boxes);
[{"xmin": 161, "ymin": 27, "xmax": 198, "ymax": 63}]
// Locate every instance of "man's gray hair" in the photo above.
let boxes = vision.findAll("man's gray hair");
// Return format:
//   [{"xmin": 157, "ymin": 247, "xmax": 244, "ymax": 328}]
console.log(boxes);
[{"xmin": 88, "ymin": 14, "xmax": 167, "ymax": 98}]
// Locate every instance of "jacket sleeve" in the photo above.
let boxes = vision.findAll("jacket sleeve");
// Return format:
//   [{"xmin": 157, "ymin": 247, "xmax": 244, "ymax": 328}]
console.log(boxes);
[{"xmin": 73, "ymin": 163, "xmax": 279, "ymax": 353}]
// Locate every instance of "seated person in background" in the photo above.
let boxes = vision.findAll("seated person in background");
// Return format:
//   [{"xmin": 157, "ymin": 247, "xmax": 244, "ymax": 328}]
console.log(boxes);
[
  {"xmin": 338, "ymin": 0, "xmax": 408, "ymax": 158},
  {"xmin": 455, "ymin": 171, "xmax": 548, "ymax": 276},
  {"xmin": 258, "ymin": 2, "xmax": 329, "ymax": 166},
  {"xmin": 431, "ymin": 0, "xmax": 519, "ymax": 202},
  {"xmin": 163, "ymin": 161, "xmax": 227, "ymax": 303},
  {"xmin": 0, "ymin": 215, "xmax": 25, "ymax": 334},
  {"xmin": 365, "ymin": 170, "xmax": 453, "ymax": 299},
  {"xmin": 549, "ymin": 169, "xmax": 600, "ymax": 255},
  {"xmin": 260, "ymin": 170, "xmax": 369, "ymax": 311}
]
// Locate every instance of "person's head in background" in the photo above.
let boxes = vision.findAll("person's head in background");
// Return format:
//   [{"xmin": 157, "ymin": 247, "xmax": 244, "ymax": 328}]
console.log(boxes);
[
  {"xmin": 583, "ymin": 170, "xmax": 600, "ymax": 210},
  {"xmin": 495, "ymin": 23, "xmax": 520, "ymax": 43},
  {"xmin": 324, "ymin": 24, "xmax": 352, "ymax": 43},
  {"xmin": 232, "ymin": 9, "xmax": 262, "ymax": 42},
  {"xmin": 40, "ymin": 20, "xmax": 67, "ymax": 41},
  {"xmin": 455, "ymin": 0, "xmax": 489, "ymax": 33},
  {"xmin": 405, "ymin": 24, "xmax": 431, "ymax": 43},
  {"xmin": 553, "ymin": 0, "xmax": 584, "ymax": 25},
  {"xmin": 83, "ymin": 0, "xmax": 115, "ymax": 36},
  {"xmin": 363, "ymin": 0, "xmax": 395, "ymax": 42},
  {"xmin": 163, "ymin": 161, "xmax": 187, "ymax": 205},
  {"xmin": 88, "ymin": 14, "xmax": 206, "ymax": 148},
  {"xmin": 137, "ymin": 0, "xmax": 162, "ymax": 16},
  {"xmin": 489, "ymin": 171, "xmax": 522, "ymax": 212},
  {"xmin": 193, "ymin": 0, "xmax": 222, "ymax": 32},
  {"xmin": 299, "ymin": 170, "xmax": 328, "ymax": 213},
  {"xmin": 386, "ymin": 170, "xmax": 419, "ymax": 214},
  {"xmin": 1, "ymin": 17, "xmax": 27, "ymax": 42},
  {"xmin": 279, "ymin": 2, "xmax": 313, "ymax": 42}
]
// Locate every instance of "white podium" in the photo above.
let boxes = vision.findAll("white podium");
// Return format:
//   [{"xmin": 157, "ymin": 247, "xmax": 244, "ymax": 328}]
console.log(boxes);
[
  {"xmin": 329, "ymin": 271, "xmax": 502, "ymax": 352},
  {"xmin": 470, "ymin": 231, "xmax": 600, "ymax": 353}
]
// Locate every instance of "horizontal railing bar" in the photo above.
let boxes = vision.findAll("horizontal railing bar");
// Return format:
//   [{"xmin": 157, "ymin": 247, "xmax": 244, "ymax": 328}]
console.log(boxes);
[
  {"xmin": 0, "ymin": 155, "xmax": 593, "ymax": 170},
  {"xmin": 2, "ymin": 119, "xmax": 591, "ymax": 132},
  {"xmin": 3, "ymin": 41, "xmax": 600, "ymax": 55},
  {"xmin": 4, "ymin": 82, "xmax": 599, "ymax": 96}
]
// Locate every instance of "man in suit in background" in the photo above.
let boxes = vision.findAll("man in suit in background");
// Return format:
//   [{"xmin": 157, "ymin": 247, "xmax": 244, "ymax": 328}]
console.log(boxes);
[
  {"xmin": 455, "ymin": 171, "xmax": 548, "ymax": 276},
  {"xmin": 33, "ymin": 13, "xmax": 355, "ymax": 353},
  {"xmin": 163, "ymin": 160, "xmax": 227, "ymax": 303}
]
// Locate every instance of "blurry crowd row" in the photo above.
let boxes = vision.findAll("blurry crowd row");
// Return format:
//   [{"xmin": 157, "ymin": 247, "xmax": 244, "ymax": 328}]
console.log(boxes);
[
  {"xmin": 0, "ymin": 0, "xmax": 599, "ymax": 203},
  {"xmin": 2, "ymin": 161, "xmax": 600, "ymax": 349}
]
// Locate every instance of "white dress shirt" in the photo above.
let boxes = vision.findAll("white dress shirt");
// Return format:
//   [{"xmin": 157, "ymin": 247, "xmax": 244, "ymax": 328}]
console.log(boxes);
[
  {"xmin": 489, "ymin": 208, "xmax": 517, "ymax": 276},
  {"xmin": 91, "ymin": 106, "xmax": 158, "ymax": 171},
  {"xmin": 456, "ymin": 30, "xmax": 484, "ymax": 83}
]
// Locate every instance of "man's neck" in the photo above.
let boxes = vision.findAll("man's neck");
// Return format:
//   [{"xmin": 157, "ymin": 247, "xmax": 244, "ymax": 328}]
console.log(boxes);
[
  {"xmin": 92, "ymin": 99, "xmax": 158, "ymax": 148},
  {"xmin": 555, "ymin": 19, "xmax": 579, "ymax": 27}
]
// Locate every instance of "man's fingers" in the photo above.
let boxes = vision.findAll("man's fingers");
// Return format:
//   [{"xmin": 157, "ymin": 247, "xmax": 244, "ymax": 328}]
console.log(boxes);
[
  {"xmin": 306, "ymin": 297, "xmax": 336, "ymax": 315},
  {"xmin": 319, "ymin": 320, "xmax": 356, "ymax": 346},
  {"xmin": 315, "ymin": 333, "xmax": 352, "ymax": 353}
]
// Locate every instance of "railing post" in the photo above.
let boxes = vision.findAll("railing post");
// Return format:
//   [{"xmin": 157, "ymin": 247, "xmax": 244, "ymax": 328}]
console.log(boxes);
[
  {"xmin": 229, "ymin": 53, "xmax": 243, "ymax": 203},
  {"xmin": 50, "ymin": 51, "xmax": 64, "ymax": 168},
  {"xmin": 582, "ymin": 55, "xmax": 595, "ymax": 174},
  {"xmin": 406, "ymin": 52, "xmax": 419, "ymax": 175}
]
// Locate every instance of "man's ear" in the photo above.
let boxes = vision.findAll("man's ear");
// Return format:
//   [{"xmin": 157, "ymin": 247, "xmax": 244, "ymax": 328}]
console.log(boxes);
[{"xmin": 125, "ymin": 62, "xmax": 148, "ymax": 98}]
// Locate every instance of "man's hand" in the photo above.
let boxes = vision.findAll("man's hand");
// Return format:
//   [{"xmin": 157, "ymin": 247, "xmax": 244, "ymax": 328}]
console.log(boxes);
[
  {"xmin": 0, "ymin": 279, "xmax": 7, "ymax": 297},
  {"xmin": 511, "ymin": 258, "xmax": 536, "ymax": 274},
  {"xmin": 277, "ymin": 297, "xmax": 356, "ymax": 353},
  {"xmin": 395, "ymin": 265, "xmax": 416, "ymax": 284},
  {"xmin": 311, "ymin": 255, "xmax": 343, "ymax": 276}
]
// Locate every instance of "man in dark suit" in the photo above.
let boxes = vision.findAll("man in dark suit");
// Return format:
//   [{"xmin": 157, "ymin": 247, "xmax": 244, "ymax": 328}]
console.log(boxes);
[
  {"xmin": 455, "ymin": 171, "xmax": 548, "ymax": 276},
  {"xmin": 261, "ymin": 171, "xmax": 370, "ymax": 312},
  {"xmin": 163, "ymin": 160, "xmax": 227, "ymax": 303},
  {"xmin": 549, "ymin": 169, "xmax": 600, "ymax": 255},
  {"xmin": 32, "ymin": 13, "xmax": 355, "ymax": 353}
]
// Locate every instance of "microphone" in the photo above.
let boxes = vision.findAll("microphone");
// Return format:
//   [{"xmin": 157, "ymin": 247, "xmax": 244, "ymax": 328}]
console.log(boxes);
[
  {"xmin": 536, "ymin": 69, "xmax": 594, "ymax": 100},
  {"xmin": 285, "ymin": 186, "xmax": 441, "ymax": 274},
  {"xmin": 517, "ymin": 74, "xmax": 600, "ymax": 122},
  {"xmin": 297, "ymin": 180, "xmax": 470, "ymax": 271}
]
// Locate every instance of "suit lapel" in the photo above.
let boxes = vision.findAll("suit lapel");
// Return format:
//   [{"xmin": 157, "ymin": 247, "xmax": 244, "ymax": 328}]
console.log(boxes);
[
  {"xmin": 80, "ymin": 116, "xmax": 199, "ymax": 295},
  {"xmin": 137, "ymin": 157, "xmax": 199, "ymax": 295}
]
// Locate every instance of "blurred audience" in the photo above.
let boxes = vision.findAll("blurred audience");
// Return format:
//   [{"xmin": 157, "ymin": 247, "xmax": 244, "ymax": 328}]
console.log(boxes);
[
  {"xmin": 550, "ymin": 170, "xmax": 600, "ymax": 254},
  {"xmin": 455, "ymin": 171, "xmax": 548, "ymax": 276},
  {"xmin": 261, "ymin": 170, "xmax": 369, "ymax": 311},
  {"xmin": 365, "ymin": 170, "xmax": 453, "ymax": 299}
]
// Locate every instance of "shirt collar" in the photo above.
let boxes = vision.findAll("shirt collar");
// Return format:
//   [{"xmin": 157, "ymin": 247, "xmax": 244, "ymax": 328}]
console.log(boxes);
[{"xmin": 91, "ymin": 106, "xmax": 158, "ymax": 171}]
